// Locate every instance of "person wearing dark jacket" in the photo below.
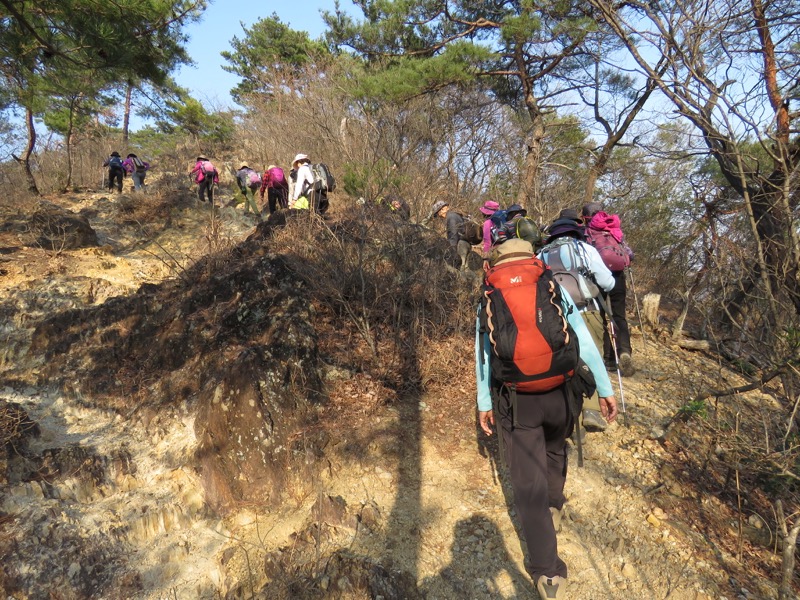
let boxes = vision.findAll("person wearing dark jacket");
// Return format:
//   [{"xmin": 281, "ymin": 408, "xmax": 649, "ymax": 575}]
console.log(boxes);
[
  {"xmin": 431, "ymin": 200, "xmax": 471, "ymax": 269},
  {"xmin": 582, "ymin": 201, "xmax": 635, "ymax": 376},
  {"xmin": 103, "ymin": 151, "xmax": 125, "ymax": 192},
  {"xmin": 235, "ymin": 163, "xmax": 261, "ymax": 217}
]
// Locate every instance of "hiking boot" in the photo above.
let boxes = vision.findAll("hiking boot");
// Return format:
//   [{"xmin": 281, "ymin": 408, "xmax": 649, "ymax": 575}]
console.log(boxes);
[
  {"xmin": 619, "ymin": 352, "xmax": 635, "ymax": 377},
  {"xmin": 570, "ymin": 425, "xmax": 586, "ymax": 445},
  {"xmin": 582, "ymin": 409, "xmax": 607, "ymax": 433},
  {"xmin": 550, "ymin": 506, "xmax": 565, "ymax": 533},
  {"xmin": 537, "ymin": 575, "xmax": 567, "ymax": 600}
]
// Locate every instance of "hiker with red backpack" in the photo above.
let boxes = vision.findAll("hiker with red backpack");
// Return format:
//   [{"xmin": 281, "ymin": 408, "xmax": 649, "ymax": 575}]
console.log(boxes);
[
  {"xmin": 260, "ymin": 164, "xmax": 289, "ymax": 215},
  {"xmin": 190, "ymin": 156, "xmax": 219, "ymax": 204},
  {"xmin": 235, "ymin": 164, "xmax": 262, "ymax": 218},
  {"xmin": 582, "ymin": 202, "xmax": 635, "ymax": 377},
  {"xmin": 537, "ymin": 213, "xmax": 616, "ymax": 435},
  {"xmin": 476, "ymin": 237, "xmax": 617, "ymax": 600}
]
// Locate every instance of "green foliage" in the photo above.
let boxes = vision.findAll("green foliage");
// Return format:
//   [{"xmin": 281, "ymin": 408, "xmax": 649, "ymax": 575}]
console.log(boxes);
[
  {"xmin": 678, "ymin": 398, "xmax": 708, "ymax": 420},
  {"xmin": 0, "ymin": 1, "xmax": 204, "ymax": 86},
  {"xmin": 221, "ymin": 14, "xmax": 330, "ymax": 102},
  {"xmin": 351, "ymin": 43, "xmax": 494, "ymax": 102},
  {"xmin": 341, "ymin": 159, "xmax": 405, "ymax": 198},
  {"xmin": 157, "ymin": 97, "xmax": 235, "ymax": 148},
  {"xmin": 42, "ymin": 92, "xmax": 115, "ymax": 138},
  {"xmin": 325, "ymin": 0, "xmax": 595, "ymax": 106}
]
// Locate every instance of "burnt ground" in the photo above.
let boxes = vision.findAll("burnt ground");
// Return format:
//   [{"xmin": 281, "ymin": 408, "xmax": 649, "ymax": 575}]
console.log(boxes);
[{"xmin": 0, "ymin": 179, "xmax": 797, "ymax": 599}]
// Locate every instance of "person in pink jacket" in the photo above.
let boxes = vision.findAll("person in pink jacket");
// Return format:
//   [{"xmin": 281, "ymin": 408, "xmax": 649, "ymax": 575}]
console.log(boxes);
[
  {"xmin": 480, "ymin": 200, "xmax": 500, "ymax": 257},
  {"xmin": 190, "ymin": 156, "xmax": 219, "ymax": 204}
]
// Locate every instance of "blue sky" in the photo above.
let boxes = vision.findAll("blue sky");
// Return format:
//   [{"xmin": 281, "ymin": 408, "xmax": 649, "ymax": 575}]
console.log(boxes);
[{"xmin": 170, "ymin": 0, "xmax": 349, "ymax": 111}]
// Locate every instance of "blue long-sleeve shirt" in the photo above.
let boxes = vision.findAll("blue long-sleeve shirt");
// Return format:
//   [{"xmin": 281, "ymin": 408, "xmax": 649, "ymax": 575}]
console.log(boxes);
[{"xmin": 475, "ymin": 287, "xmax": 613, "ymax": 412}]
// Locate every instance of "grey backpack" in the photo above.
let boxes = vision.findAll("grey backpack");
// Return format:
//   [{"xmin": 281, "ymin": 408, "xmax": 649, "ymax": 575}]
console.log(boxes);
[{"xmin": 539, "ymin": 238, "xmax": 600, "ymax": 309}]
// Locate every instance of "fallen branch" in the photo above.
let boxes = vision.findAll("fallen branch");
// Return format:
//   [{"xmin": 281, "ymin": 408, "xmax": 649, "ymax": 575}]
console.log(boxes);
[
  {"xmin": 694, "ymin": 358, "xmax": 794, "ymax": 401},
  {"xmin": 676, "ymin": 339, "xmax": 710, "ymax": 351}
]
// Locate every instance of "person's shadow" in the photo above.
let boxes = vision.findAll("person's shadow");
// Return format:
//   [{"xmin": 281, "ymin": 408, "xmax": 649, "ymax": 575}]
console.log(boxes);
[{"xmin": 420, "ymin": 514, "xmax": 535, "ymax": 598}]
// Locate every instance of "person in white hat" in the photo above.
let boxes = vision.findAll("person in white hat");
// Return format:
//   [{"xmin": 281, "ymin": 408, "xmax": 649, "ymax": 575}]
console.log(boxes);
[{"xmin": 290, "ymin": 153, "xmax": 313, "ymax": 210}]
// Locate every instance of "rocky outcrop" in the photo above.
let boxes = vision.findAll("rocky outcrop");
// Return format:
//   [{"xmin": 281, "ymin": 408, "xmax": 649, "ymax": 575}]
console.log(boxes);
[
  {"xmin": 21, "ymin": 221, "xmax": 326, "ymax": 516},
  {"xmin": 27, "ymin": 202, "xmax": 99, "ymax": 250}
]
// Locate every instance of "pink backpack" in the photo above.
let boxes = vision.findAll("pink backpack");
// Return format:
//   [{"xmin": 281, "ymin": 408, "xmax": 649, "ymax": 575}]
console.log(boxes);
[
  {"xmin": 269, "ymin": 167, "xmax": 287, "ymax": 187},
  {"xmin": 586, "ymin": 211, "xmax": 633, "ymax": 271},
  {"xmin": 200, "ymin": 160, "xmax": 216, "ymax": 178},
  {"xmin": 248, "ymin": 170, "xmax": 260, "ymax": 185}
]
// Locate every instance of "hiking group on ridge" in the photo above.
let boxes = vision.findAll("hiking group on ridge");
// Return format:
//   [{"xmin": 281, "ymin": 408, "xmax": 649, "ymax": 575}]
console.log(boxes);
[
  {"xmin": 186, "ymin": 153, "xmax": 334, "ymax": 218},
  {"xmin": 104, "ymin": 142, "xmax": 636, "ymax": 598},
  {"xmin": 103, "ymin": 151, "xmax": 150, "ymax": 193}
]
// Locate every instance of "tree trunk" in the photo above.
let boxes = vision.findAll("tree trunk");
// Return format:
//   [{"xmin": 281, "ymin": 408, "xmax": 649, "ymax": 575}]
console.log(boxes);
[
  {"xmin": 63, "ymin": 98, "xmax": 76, "ymax": 192},
  {"xmin": 122, "ymin": 80, "xmax": 133, "ymax": 144},
  {"xmin": 746, "ymin": 177, "xmax": 800, "ymax": 315},
  {"xmin": 20, "ymin": 107, "xmax": 39, "ymax": 195},
  {"xmin": 518, "ymin": 89, "xmax": 545, "ymax": 218}
]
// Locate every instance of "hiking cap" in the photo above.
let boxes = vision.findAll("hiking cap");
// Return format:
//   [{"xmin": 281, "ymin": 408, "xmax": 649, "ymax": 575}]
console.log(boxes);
[
  {"xmin": 489, "ymin": 238, "xmax": 534, "ymax": 266},
  {"xmin": 111, "ymin": 151, "xmax": 120, "ymax": 157},
  {"xmin": 267, "ymin": 164, "xmax": 276, "ymax": 170},
  {"xmin": 292, "ymin": 153, "xmax": 309, "ymax": 165},
  {"xmin": 479, "ymin": 200, "xmax": 500, "ymax": 216},
  {"xmin": 558, "ymin": 208, "xmax": 582, "ymax": 222},
  {"xmin": 240, "ymin": 163, "xmax": 249, "ymax": 170},
  {"xmin": 582, "ymin": 202, "xmax": 603, "ymax": 218},
  {"xmin": 431, "ymin": 200, "xmax": 448, "ymax": 215},
  {"xmin": 546, "ymin": 218, "xmax": 585, "ymax": 242},
  {"xmin": 507, "ymin": 204, "xmax": 527, "ymax": 218},
  {"xmin": 127, "ymin": 153, "xmax": 137, "ymax": 158},
  {"xmin": 197, "ymin": 156, "xmax": 208, "ymax": 161}
]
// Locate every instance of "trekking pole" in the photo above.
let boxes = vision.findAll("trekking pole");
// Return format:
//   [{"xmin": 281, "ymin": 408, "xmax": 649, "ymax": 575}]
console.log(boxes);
[
  {"xmin": 627, "ymin": 267, "xmax": 648, "ymax": 347},
  {"xmin": 596, "ymin": 294, "xmax": 628, "ymax": 427}
]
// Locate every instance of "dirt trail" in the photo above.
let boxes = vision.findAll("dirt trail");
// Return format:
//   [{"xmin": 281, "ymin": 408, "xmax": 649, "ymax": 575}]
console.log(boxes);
[{"xmin": 0, "ymin": 187, "xmax": 783, "ymax": 599}]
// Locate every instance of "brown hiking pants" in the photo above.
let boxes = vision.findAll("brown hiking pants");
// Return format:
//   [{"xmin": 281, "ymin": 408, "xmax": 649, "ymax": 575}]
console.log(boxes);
[{"xmin": 496, "ymin": 385, "xmax": 572, "ymax": 580}]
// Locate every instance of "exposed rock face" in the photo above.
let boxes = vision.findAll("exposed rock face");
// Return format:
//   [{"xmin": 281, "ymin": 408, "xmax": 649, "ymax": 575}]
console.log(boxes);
[
  {"xmin": 259, "ymin": 495, "xmax": 423, "ymax": 600},
  {"xmin": 22, "ymin": 222, "xmax": 325, "ymax": 515},
  {"xmin": 27, "ymin": 202, "xmax": 99, "ymax": 250},
  {"xmin": 195, "ymin": 349, "xmax": 301, "ymax": 513}
]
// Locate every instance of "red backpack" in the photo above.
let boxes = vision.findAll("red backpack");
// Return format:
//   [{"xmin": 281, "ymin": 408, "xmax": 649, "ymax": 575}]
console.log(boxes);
[{"xmin": 480, "ymin": 252, "xmax": 579, "ymax": 393}]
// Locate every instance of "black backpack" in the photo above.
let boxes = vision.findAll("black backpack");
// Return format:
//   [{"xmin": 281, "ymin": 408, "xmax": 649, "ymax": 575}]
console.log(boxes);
[
  {"xmin": 457, "ymin": 214, "xmax": 483, "ymax": 245},
  {"xmin": 514, "ymin": 216, "xmax": 543, "ymax": 250}
]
